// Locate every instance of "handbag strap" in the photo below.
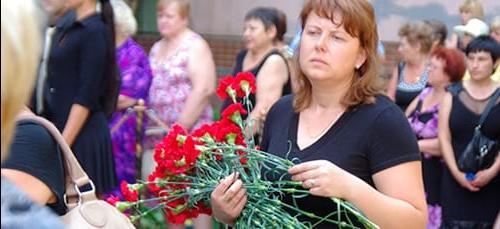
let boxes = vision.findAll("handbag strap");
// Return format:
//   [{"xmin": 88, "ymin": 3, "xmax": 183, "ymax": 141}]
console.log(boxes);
[
  {"xmin": 16, "ymin": 113, "xmax": 97, "ymax": 209},
  {"xmin": 477, "ymin": 88, "xmax": 500, "ymax": 128}
]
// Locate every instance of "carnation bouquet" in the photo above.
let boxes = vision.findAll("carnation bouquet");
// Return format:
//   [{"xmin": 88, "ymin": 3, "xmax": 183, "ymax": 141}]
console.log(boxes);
[{"xmin": 110, "ymin": 72, "xmax": 379, "ymax": 229}]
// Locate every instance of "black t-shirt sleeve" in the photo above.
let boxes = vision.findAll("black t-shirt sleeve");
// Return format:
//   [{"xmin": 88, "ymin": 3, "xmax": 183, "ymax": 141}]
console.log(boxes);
[
  {"xmin": 2, "ymin": 121, "xmax": 66, "ymax": 214},
  {"xmin": 74, "ymin": 27, "xmax": 107, "ymax": 110},
  {"xmin": 367, "ymin": 106, "xmax": 421, "ymax": 174}
]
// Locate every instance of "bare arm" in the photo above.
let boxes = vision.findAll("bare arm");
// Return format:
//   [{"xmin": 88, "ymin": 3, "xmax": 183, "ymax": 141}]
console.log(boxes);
[
  {"xmin": 404, "ymin": 96, "xmax": 419, "ymax": 117},
  {"xmin": 438, "ymin": 93, "xmax": 479, "ymax": 191},
  {"xmin": 62, "ymin": 104, "xmax": 89, "ymax": 146},
  {"xmin": 176, "ymin": 38, "xmax": 216, "ymax": 130},
  {"xmin": 1, "ymin": 169, "xmax": 55, "ymax": 204},
  {"xmin": 387, "ymin": 67, "xmax": 398, "ymax": 101},
  {"xmin": 246, "ymin": 55, "xmax": 288, "ymax": 135},
  {"xmin": 418, "ymin": 138, "xmax": 441, "ymax": 156}
]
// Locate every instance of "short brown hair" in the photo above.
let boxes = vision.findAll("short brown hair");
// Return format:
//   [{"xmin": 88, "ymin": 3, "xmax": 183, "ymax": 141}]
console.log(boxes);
[
  {"xmin": 294, "ymin": 0, "xmax": 382, "ymax": 111},
  {"xmin": 459, "ymin": 0, "xmax": 484, "ymax": 20},
  {"xmin": 398, "ymin": 21, "xmax": 433, "ymax": 54},
  {"xmin": 157, "ymin": 0, "xmax": 190, "ymax": 19},
  {"xmin": 431, "ymin": 47, "xmax": 466, "ymax": 83}
]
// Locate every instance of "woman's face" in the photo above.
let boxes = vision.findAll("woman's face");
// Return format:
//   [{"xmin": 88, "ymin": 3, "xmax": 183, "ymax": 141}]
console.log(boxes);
[
  {"xmin": 157, "ymin": 2, "xmax": 187, "ymax": 38},
  {"xmin": 427, "ymin": 56, "xmax": 450, "ymax": 87},
  {"xmin": 467, "ymin": 51, "xmax": 495, "ymax": 81},
  {"xmin": 243, "ymin": 18, "xmax": 274, "ymax": 51},
  {"xmin": 460, "ymin": 10, "xmax": 472, "ymax": 25},
  {"xmin": 491, "ymin": 28, "xmax": 500, "ymax": 43},
  {"xmin": 299, "ymin": 12, "xmax": 366, "ymax": 82},
  {"xmin": 397, "ymin": 36, "xmax": 420, "ymax": 61}
]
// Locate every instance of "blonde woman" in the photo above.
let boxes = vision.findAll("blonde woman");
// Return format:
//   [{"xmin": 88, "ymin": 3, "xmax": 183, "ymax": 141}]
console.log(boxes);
[
  {"xmin": 447, "ymin": 0, "xmax": 484, "ymax": 49},
  {"xmin": 147, "ymin": 0, "xmax": 215, "ymax": 228},
  {"xmin": 387, "ymin": 21, "xmax": 433, "ymax": 111},
  {"xmin": 1, "ymin": 0, "xmax": 63, "ymax": 228}
]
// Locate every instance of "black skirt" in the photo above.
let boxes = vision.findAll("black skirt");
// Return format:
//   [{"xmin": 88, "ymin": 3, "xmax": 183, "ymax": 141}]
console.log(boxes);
[{"xmin": 72, "ymin": 112, "xmax": 116, "ymax": 193}]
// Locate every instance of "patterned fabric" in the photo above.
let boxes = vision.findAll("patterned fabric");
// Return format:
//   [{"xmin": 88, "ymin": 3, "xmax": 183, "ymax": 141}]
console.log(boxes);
[
  {"xmin": 408, "ymin": 87, "xmax": 443, "ymax": 228},
  {"xmin": 107, "ymin": 38, "xmax": 152, "ymax": 197},
  {"xmin": 145, "ymin": 33, "xmax": 213, "ymax": 148},
  {"xmin": 427, "ymin": 204, "xmax": 442, "ymax": 229},
  {"xmin": 408, "ymin": 88, "xmax": 440, "ymax": 149},
  {"xmin": 397, "ymin": 62, "xmax": 429, "ymax": 92}
]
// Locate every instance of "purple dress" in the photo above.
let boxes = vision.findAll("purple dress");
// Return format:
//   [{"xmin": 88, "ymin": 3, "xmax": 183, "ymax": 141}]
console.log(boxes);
[
  {"xmin": 407, "ymin": 87, "xmax": 442, "ymax": 229},
  {"xmin": 107, "ymin": 38, "xmax": 152, "ymax": 196}
]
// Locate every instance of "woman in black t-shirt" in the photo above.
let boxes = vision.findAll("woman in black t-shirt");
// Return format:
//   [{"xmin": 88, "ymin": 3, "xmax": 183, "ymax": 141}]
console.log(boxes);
[{"xmin": 210, "ymin": 0, "xmax": 427, "ymax": 228}]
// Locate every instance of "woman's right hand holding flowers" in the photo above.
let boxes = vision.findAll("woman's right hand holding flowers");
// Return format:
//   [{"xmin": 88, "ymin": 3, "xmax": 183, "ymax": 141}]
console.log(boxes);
[{"xmin": 210, "ymin": 172, "xmax": 247, "ymax": 226}]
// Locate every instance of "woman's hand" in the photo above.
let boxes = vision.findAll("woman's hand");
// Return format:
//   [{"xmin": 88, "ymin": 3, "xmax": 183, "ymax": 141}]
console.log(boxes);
[
  {"xmin": 210, "ymin": 172, "xmax": 247, "ymax": 226},
  {"xmin": 452, "ymin": 170, "xmax": 480, "ymax": 192},
  {"xmin": 289, "ymin": 160, "xmax": 359, "ymax": 199},
  {"xmin": 471, "ymin": 167, "xmax": 498, "ymax": 188}
]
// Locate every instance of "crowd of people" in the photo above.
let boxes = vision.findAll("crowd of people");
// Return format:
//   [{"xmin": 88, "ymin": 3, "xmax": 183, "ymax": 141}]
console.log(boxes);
[{"xmin": 1, "ymin": 0, "xmax": 499, "ymax": 228}]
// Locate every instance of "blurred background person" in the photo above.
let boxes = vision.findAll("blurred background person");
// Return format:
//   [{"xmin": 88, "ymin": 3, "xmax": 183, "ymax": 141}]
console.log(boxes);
[
  {"xmin": 387, "ymin": 21, "xmax": 433, "ymax": 111},
  {"xmin": 1, "ymin": 0, "xmax": 64, "ymax": 228},
  {"xmin": 106, "ymin": 0, "xmax": 153, "ymax": 197},
  {"xmin": 453, "ymin": 18, "xmax": 489, "ymax": 53},
  {"xmin": 491, "ymin": 16, "xmax": 500, "ymax": 43},
  {"xmin": 146, "ymin": 0, "xmax": 215, "ymax": 228},
  {"xmin": 489, "ymin": 16, "xmax": 500, "ymax": 82},
  {"xmin": 42, "ymin": 0, "xmax": 119, "ymax": 195},
  {"xmin": 222, "ymin": 7, "xmax": 291, "ymax": 138},
  {"xmin": 424, "ymin": 19, "xmax": 448, "ymax": 52},
  {"xmin": 438, "ymin": 35, "xmax": 500, "ymax": 228},
  {"xmin": 447, "ymin": 0, "xmax": 484, "ymax": 50},
  {"xmin": 405, "ymin": 47, "xmax": 466, "ymax": 229},
  {"xmin": 455, "ymin": 18, "xmax": 491, "ymax": 82}
]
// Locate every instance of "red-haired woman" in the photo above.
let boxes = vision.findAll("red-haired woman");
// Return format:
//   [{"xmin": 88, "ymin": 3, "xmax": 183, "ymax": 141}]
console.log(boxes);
[
  {"xmin": 210, "ymin": 0, "xmax": 427, "ymax": 228},
  {"xmin": 405, "ymin": 47, "xmax": 466, "ymax": 229}
]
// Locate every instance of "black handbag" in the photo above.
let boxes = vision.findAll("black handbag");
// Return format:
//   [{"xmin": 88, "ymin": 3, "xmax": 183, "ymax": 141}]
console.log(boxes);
[{"xmin": 457, "ymin": 89, "xmax": 500, "ymax": 173}]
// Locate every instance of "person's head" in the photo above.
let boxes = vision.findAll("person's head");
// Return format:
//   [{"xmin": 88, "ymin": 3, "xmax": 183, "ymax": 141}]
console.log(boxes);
[
  {"xmin": 459, "ymin": 0, "xmax": 484, "ymax": 25},
  {"xmin": 110, "ymin": 0, "xmax": 137, "ymax": 40},
  {"xmin": 157, "ymin": 0, "xmax": 190, "ymax": 38},
  {"xmin": 275, "ymin": 8, "xmax": 288, "ymax": 44},
  {"xmin": 490, "ymin": 16, "xmax": 500, "ymax": 43},
  {"xmin": 66, "ymin": 0, "xmax": 96, "ymax": 11},
  {"xmin": 424, "ymin": 19, "xmax": 448, "ymax": 50},
  {"xmin": 465, "ymin": 35, "xmax": 500, "ymax": 81},
  {"xmin": 243, "ymin": 7, "xmax": 280, "ymax": 51},
  {"xmin": 1, "ymin": 0, "xmax": 43, "ymax": 159},
  {"xmin": 398, "ymin": 21, "xmax": 433, "ymax": 61},
  {"xmin": 427, "ymin": 48, "xmax": 466, "ymax": 87},
  {"xmin": 294, "ymin": 0, "xmax": 381, "ymax": 110},
  {"xmin": 454, "ymin": 18, "xmax": 489, "ymax": 50}
]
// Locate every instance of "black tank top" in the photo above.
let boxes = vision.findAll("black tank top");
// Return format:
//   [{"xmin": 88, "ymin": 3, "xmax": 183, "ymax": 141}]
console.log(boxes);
[{"xmin": 221, "ymin": 49, "xmax": 292, "ymax": 114}]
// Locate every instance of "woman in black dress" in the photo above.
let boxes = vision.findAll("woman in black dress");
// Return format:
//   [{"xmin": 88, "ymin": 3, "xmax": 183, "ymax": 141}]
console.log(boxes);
[
  {"xmin": 43, "ymin": 0, "xmax": 119, "ymax": 194},
  {"xmin": 438, "ymin": 36, "xmax": 500, "ymax": 228}
]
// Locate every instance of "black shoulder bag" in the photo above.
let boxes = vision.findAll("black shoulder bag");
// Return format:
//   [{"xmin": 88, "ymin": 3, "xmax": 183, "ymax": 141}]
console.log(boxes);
[{"xmin": 457, "ymin": 89, "xmax": 500, "ymax": 173}]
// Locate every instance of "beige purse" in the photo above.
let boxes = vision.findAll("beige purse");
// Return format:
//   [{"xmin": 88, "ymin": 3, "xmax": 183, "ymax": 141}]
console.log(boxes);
[{"xmin": 18, "ymin": 114, "xmax": 135, "ymax": 229}]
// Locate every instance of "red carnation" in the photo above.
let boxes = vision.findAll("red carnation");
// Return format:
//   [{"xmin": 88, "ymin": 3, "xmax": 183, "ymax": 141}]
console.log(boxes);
[
  {"xmin": 106, "ymin": 195, "xmax": 120, "ymax": 206},
  {"xmin": 120, "ymin": 181, "xmax": 138, "ymax": 202},
  {"xmin": 233, "ymin": 72, "xmax": 256, "ymax": 97},
  {"xmin": 221, "ymin": 103, "xmax": 247, "ymax": 126},
  {"xmin": 216, "ymin": 76, "xmax": 237, "ymax": 102}
]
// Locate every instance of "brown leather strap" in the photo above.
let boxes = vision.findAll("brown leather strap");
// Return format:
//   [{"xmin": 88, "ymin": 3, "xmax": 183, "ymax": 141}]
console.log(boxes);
[{"xmin": 16, "ymin": 113, "xmax": 97, "ymax": 208}]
